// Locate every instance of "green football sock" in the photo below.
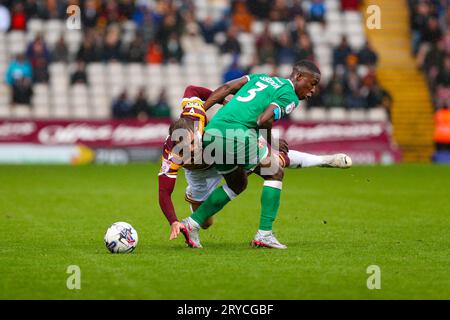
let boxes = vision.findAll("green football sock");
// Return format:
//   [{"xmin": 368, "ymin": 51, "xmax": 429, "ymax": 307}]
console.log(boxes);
[
  {"xmin": 259, "ymin": 182, "xmax": 282, "ymax": 231},
  {"xmin": 191, "ymin": 185, "xmax": 236, "ymax": 225}
]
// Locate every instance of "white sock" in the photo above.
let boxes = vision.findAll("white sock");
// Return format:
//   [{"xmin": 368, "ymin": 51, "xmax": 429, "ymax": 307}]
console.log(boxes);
[
  {"xmin": 258, "ymin": 230, "xmax": 272, "ymax": 235},
  {"xmin": 288, "ymin": 150, "xmax": 325, "ymax": 168}
]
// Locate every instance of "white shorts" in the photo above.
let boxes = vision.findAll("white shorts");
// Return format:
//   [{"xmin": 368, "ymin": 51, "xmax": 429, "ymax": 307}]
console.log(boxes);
[{"xmin": 184, "ymin": 167, "xmax": 223, "ymax": 204}]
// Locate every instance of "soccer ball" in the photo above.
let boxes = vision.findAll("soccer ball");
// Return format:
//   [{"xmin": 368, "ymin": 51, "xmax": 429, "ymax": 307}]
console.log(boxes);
[{"xmin": 104, "ymin": 222, "xmax": 138, "ymax": 253}]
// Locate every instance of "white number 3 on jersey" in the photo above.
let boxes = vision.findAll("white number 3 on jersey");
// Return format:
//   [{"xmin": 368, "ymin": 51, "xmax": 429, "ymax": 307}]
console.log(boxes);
[{"xmin": 236, "ymin": 81, "xmax": 268, "ymax": 102}]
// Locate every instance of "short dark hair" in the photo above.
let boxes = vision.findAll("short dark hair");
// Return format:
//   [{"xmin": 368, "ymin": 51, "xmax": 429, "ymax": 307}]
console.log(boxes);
[
  {"xmin": 169, "ymin": 118, "xmax": 195, "ymax": 145},
  {"xmin": 293, "ymin": 60, "xmax": 321, "ymax": 76}
]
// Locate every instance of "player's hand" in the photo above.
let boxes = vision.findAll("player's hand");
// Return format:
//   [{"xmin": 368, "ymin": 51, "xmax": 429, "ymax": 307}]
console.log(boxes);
[
  {"xmin": 276, "ymin": 139, "xmax": 290, "ymax": 154},
  {"xmin": 169, "ymin": 221, "xmax": 184, "ymax": 240}
]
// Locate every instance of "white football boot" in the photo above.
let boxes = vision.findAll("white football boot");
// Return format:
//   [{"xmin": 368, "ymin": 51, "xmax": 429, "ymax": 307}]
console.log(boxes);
[
  {"xmin": 251, "ymin": 231, "xmax": 287, "ymax": 249},
  {"xmin": 180, "ymin": 217, "xmax": 203, "ymax": 248},
  {"xmin": 322, "ymin": 153, "xmax": 352, "ymax": 168}
]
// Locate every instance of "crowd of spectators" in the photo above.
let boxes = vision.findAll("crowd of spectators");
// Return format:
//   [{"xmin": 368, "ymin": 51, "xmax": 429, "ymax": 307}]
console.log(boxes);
[
  {"xmin": 409, "ymin": 0, "xmax": 450, "ymax": 110},
  {"xmin": 1, "ymin": 0, "xmax": 389, "ymax": 118},
  {"xmin": 111, "ymin": 87, "xmax": 171, "ymax": 119},
  {"xmin": 221, "ymin": 0, "xmax": 391, "ymax": 113}
]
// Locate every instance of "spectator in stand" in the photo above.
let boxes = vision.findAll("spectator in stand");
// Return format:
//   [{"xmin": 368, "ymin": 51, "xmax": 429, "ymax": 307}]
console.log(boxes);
[
  {"xmin": 442, "ymin": 6, "xmax": 450, "ymax": 31},
  {"xmin": 132, "ymin": 88, "xmax": 152, "ymax": 120},
  {"xmin": 423, "ymin": 40, "xmax": 445, "ymax": 87},
  {"xmin": 26, "ymin": 35, "xmax": 50, "ymax": 68},
  {"xmin": 221, "ymin": 25, "xmax": 241, "ymax": 55},
  {"xmin": 118, "ymin": 0, "xmax": 136, "ymax": 20},
  {"xmin": 309, "ymin": 0, "xmax": 326, "ymax": 23},
  {"xmin": 434, "ymin": 108, "xmax": 450, "ymax": 151},
  {"xmin": 275, "ymin": 31, "xmax": 296, "ymax": 65},
  {"xmin": 112, "ymin": 91, "xmax": 133, "ymax": 119},
  {"xmin": 324, "ymin": 82, "xmax": 346, "ymax": 108},
  {"xmin": 132, "ymin": 3, "xmax": 146, "ymax": 26},
  {"xmin": 52, "ymin": 36, "xmax": 69, "ymax": 63},
  {"xmin": 289, "ymin": 15, "xmax": 307, "ymax": 43},
  {"xmin": 124, "ymin": 34, "xmax": 146, "ymax": 63},
  {"xmin": 333, "ymin": 36, "xmax": 353, "ymax": 69},
  {"xmin": 156, "ymin": 13, "xmax": 182, "ymax": 47},
  {"xmin": 24, "ymin": 0, "xmax": 47, "ymax": 19},
  {"xmin": 255, "ymin": 22, "xmax": 276, "ymax": 65},
  {"xmin": 26, "ymin": 35, "xmax": 50, "ymax": 83},
  {"xmin": 232, "ymin": 0, "xmax": 253, "ymax": 33},
  {"xmin": 70, "ymin": 61, "xmax": 88, "ymax": 85},
  {"xmin": 444, "ymin": 26, "xmax": 450, "ymax": 54},
  {"xmin": 199, "ymin": 16, "xmax": 221, "ymax": 44},
  {"xmin": 269, "ymin": 0, "xmax": 289, "ymax": 21},
  {"xmin": 417, "ymin": 16, "xmax": 443, "ymax": 67},
  {"xmin": 246, "ymin": 0, "xmax": 271, "ymax": 20},
  {"xmin": 5, "ymin": 54, "xmax": 33, "ymax": 107},
  {"xmin": 135, "ymin": 9, "xmax": 156, "ymax": 46},
  {"xmin": 146, "ymin": 40, "xmax": 164, "ymax": 64},
  {"xmin": 343, "ymin": 55, "xmax": 361, "ymax": 92},
  {"xmin": 358, "ymin": 41, "xmax": 379, "ymax": 66},
  {"xmin": 77, "ymin": 34, "xmax": 101, "ymax": 63},
  {"xmin": 98, "ymin": 0, "xmax": 121, "ymax": 26},
  {"xmin": 223, "ymin": 55, "xmax": 246, "ymax": 82},
  {"xmin": 162, "ymin": 32, "xmax": 183, "ymax": 63},
  {"xmin": 184, "ymin": 10, "xmax": 202, "ymax": 39},
  {"xmin": 366, "ymin": 80, "xmax": 393, "ymax": 111},
  {"xmin": 10, "ymin": 1, "xmax": 27, "ymax": 30},
  {"xmin": 442, "ymin": 5, "xmax": 450, "ymax": 29},
  {"xmin": 436, "ymin": 55, "xmax": 450, "ymax": 108},
  {"xmin": 341, "ymin": 0, "xmax": 360, "ymax": 11},
  {"xmin": 346, "ymin": 88, "xmax": 367, "ymax": 109},
  {"xmin": 5, "ymin": 54, "xmax": 33, "ymax": 86},
  {"xmin": 82, "ymin": 0, "xmax": 100, "ymax": 28},
  {"xmin": 45, "ymin": 0, "xmax": 65, "ymax": 19},
  {"xmin": 150, "ymin": 89, "xmax": 171, "ymax": 118},
  {"xmin": 410, "ymin": 1, "xmax": 432, "ymax": 54},
  {"xmin": 0, "ymin": 2, "xmax": 10, "ymax": 32},
  {"xmin": 293, "ymin": 33, "xmax": 315, "ymax": 62},
  {"xmin": 288, "ymin": 0, "xmax": 305, "ymax": 20},
  {"xmin": 182, "ymin": 11, "xmax": 204, "ymax": 52},
  {"xmin": 103, "ymin": 26, "xmax": 123, "ymax": 62}
]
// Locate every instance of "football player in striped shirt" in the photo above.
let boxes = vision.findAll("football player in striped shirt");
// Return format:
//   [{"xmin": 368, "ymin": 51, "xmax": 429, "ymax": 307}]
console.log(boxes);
[{"xmin": 158, "ymin": 83, "xmax": 351, "ymax": 248}]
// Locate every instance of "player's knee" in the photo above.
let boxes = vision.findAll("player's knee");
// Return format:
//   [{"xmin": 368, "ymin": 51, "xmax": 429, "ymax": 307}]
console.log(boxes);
[
  {"xmin": 268, "ymin": 167, "xmax": 284, "ymax": 181},
  {"xmin": 229, "ymin": 179, "xmax": 247, "ymax": 195},
  {"xmin": 224, "ymin": 168, "xmax": 248, "ymax": 195}
]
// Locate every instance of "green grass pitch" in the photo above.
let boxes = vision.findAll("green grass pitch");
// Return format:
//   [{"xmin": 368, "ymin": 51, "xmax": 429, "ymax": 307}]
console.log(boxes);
[{"xmin": 0, "ymin": 164, "xmax": 449, "ymax": 299}]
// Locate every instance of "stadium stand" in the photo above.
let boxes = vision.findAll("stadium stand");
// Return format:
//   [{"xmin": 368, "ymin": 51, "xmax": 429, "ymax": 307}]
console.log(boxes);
[
  {"xmin": 406, "ymin": 0, "xmax": 449, "ymax": 158},
  {"xmin": 0, "ymin": 0, "xmax": 390, "ymax": 123}
]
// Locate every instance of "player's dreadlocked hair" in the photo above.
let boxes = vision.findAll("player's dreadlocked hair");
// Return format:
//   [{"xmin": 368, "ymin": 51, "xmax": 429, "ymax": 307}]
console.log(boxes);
[{"xmin": 292, "ymin": 60, "xmax": 321, "ymax": 76}]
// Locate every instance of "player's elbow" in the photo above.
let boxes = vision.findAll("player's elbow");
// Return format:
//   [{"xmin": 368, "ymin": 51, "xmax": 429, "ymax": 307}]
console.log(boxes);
[
  {"xmin": 219, "ymin": 83, "xmax": 233, "ymax": 95},
  {"xmin": 257, "ymin": 116, "xmax": 273, "ymax": 129},
  {"xmin": 159, "ymin": 188, "xmax": 173, "ymax": 203}
]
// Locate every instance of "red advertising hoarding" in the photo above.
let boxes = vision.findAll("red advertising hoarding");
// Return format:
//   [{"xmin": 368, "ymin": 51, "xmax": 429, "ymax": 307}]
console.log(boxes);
[{"xmin": 0, "ymin": 119, "xmax": 401, "ymax": 164}]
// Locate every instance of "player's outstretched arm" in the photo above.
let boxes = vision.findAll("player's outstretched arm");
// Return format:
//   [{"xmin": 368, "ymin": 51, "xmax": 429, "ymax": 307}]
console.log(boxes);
[
  {"xmin": 158, "ymin": 174, "xmax": 184, "ymax": 240},
  {"xmin": 203, "ymin": 76, "xmax": 249, "ymax": 110},
  {"xmin": 183, "ymin": 85, "xmax": 213, "ymax": 102}
]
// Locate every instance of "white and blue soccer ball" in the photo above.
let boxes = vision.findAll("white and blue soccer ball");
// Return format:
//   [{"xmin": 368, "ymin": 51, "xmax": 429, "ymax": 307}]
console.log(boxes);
[{"xmin": 104, "ymin": 222, "xmax": 138, "ymax": 253}]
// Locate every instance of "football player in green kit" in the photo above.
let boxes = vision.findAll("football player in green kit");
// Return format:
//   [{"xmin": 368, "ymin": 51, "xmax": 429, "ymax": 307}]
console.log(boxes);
[{"xmin": 181, "ymin": 60, "xmax": 322, "ymax": 249}]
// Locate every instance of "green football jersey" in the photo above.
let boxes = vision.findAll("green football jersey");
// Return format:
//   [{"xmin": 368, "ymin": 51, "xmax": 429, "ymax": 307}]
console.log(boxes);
[{"xmin": 207, "ymin": 74, "xmax": 300, "ymax": 133}]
